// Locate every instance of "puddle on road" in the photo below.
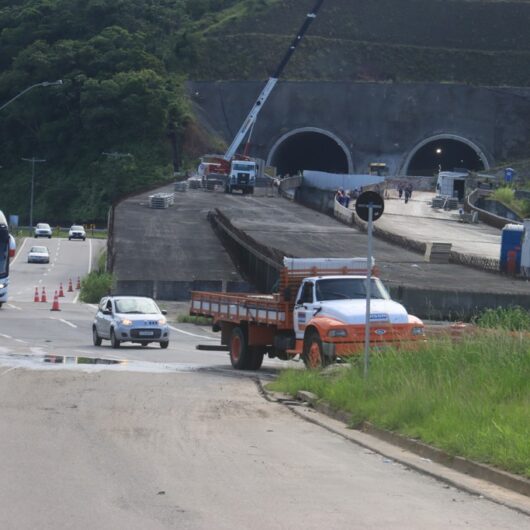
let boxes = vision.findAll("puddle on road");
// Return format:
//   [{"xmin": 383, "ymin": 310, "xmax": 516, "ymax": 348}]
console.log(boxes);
[{"xmin": 0, "ymin": 353, "xmax": 200, "ymax": 373}]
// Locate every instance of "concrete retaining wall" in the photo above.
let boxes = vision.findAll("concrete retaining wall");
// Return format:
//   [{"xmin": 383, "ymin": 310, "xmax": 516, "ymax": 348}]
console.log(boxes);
[
  {"xmin": 114, "ymin": 279, "xmax": 253, "ymax": 301},
  {"xmin": 389, "ymin": 285, "xmax": 530, "ymax": 321}
]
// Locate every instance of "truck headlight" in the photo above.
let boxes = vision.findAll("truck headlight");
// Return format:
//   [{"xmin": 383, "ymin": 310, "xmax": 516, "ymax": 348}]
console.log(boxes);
[
  {"xmin": 411, "ymin": 327, "xmax": 425, "ymax": 336},
  {"xmin": 120, "ymin": 319, "xmax": 133, "ymax": 326},
  {"xmin": 328, "ymin": 329, "xmax": 347, "ymax": 338}
]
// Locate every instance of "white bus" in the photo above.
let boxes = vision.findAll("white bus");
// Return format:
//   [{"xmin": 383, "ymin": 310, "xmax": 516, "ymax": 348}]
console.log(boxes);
[{"xmin": 0, "ymin": 211, "xmax": 16, "ymax": 308}]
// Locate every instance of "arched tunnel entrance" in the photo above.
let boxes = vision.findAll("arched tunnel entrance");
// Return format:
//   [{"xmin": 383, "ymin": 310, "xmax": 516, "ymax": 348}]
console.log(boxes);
[
  {"xmin": 406, "ymin": 137, "xmax": 487, "ymax": 176},
  {"xmin": 268, "ymin": 129, "xmax": 351, "ymax": 177}
]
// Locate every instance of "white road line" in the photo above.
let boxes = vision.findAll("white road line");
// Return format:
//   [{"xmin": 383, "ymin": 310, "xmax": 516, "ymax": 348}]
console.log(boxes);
[
  {"xmin": 6, "ymin": 304, "xmax": 22, "ymax": 311},
  {"xmin": 0, "ymin": 334, "xmax": 12, "ymax": 339},
  {"xmin": 49, "ymin": 317, "xmax": 77, "ymax": 328},
  {"xmin": 10, "ymin": 238, "xmax": 27, "ymax": 266},
  {"xmin": 0, "ymin": 367, "xmax": 17, "ymax": 377},
  {"xmin": 169, "ymin": 325, "xmax": 217, "ymax": 340},
  {"xmin": 88, "ymin": 238, "xmax": 93, "ymax": 273},
  {"xmin": 14, "ymin": 339, "xmax": 26, "ymax": 344}
]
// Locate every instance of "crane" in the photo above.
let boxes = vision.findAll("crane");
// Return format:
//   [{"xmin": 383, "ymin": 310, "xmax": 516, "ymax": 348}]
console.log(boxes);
[{"xmin": 199, "ymin": 0, "xmax": 325, "ymax": 194}]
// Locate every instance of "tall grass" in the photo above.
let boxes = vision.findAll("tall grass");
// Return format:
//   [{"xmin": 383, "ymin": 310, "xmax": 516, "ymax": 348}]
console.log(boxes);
[
  {"xmin": 270, "ymin": 334, "xmax": 530, "ymax": 478},
  {"xmin": 474, "ymin": 306, "xmax": 530, "ymax": 331}
]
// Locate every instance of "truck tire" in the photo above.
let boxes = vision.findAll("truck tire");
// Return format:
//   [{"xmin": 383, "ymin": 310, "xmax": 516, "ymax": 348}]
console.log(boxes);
[
  {"xmin": 302, "ymin": 331, "xmax": 326, "ymax": 369},
  {"xmin": 229, "ymin": 327, "xmax": 254, "ymax": 370},
  {"xmin": 247, "ymin": 346, "xmax": 265, "ymax": 370}
]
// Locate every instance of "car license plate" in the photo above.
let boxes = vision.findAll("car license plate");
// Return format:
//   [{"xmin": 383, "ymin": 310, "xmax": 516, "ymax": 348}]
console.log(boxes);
[{"xmin": 139, "ymin": 331, "xmax": 154, "ymax": 336}]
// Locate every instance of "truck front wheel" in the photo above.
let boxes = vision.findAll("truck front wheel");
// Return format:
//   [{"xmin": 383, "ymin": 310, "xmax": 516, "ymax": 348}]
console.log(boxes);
[{"xmin": 302, "ymin": 331, "xmax": 326, "ymax": 369}]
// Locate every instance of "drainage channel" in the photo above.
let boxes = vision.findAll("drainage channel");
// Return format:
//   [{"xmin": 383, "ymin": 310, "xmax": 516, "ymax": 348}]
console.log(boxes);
[{"xmin": 0, "ymin": 353, "xmax": 201, "ymax": 373}]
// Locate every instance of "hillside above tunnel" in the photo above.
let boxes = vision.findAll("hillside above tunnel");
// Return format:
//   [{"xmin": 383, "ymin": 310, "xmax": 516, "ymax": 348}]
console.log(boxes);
[{"xmin": 186, "ymin": 0, "xmax": 530, "ymax": 86}]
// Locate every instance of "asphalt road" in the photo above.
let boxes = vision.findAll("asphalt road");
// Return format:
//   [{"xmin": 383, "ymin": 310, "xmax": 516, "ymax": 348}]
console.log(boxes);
[
  {"xmin": 0, "ymin": 236, "xmax": 529, "ymax": 528},
  {"xmin": 113, "ymin": 185, "xmax": 530, "ymax": 295}
]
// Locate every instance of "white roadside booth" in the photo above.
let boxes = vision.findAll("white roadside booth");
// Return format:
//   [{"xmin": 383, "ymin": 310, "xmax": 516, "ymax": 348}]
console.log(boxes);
[{"xmin": 435, "ymin": 171, "xmax": 468, "ymax": 200}]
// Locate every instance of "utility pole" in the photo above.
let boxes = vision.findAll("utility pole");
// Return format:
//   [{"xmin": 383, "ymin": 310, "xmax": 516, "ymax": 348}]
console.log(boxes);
[{"xmin": 21, "ymin": 157, "xmax": 46, "ymax": 230}]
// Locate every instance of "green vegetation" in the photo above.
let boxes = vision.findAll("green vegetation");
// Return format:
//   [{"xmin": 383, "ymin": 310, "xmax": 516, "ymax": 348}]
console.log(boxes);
[
  {"xmin": 79, "ymin": 250, "xmax": 112, "ymax": 303},
  {"xmin": 177, "ymin": 314, "xmax": 213, "ymax": 325},
  {"xmin": 474, "ymin": 306, "xmax": 530, "ymax": 331},
  {"xmin": 2, "ymin": 0, "xmax": 530, "ymax": 225},
  {"xmin": 491, "ymin": 187, "xmax": 530, "ymax": 217},
  {"xmin": 270, "ymin": 335, "xmax": 530, "ymax": 478}
]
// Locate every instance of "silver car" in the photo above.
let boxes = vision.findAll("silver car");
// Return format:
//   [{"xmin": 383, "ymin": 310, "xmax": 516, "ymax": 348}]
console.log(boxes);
[
  {"xmin": 93, "ymin": 295, "xmax": 170, "ymax": 348},
  {"xmin": 27, "ymin": 245, "xmax": 50, "ymax": 264},
  {"xmin": 34, "ymin": 223, "xmax": 52, "ymax": 238}
]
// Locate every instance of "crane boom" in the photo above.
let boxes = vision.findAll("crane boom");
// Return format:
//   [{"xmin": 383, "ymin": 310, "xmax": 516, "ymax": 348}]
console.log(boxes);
[{"xmin": 223, "ymin": 0, "xmax": 325, "ymax": 161}]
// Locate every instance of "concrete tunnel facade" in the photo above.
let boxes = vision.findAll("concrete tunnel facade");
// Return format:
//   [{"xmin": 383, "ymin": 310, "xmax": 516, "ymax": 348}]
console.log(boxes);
[{"xmin": 188, "ymin": 81, "xmax": 530, "ymax": 177}]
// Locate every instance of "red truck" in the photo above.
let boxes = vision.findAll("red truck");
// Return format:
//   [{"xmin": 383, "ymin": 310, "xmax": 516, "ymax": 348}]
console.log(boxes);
[{"xmin": 190, "ymin": 258, "xmax": 425, "ymax": 370}]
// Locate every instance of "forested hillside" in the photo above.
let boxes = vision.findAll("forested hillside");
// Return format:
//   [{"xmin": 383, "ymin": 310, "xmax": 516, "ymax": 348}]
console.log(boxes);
[{"xmin": 1, "ymin": 0, "xmax": 529, "ymax": 224}]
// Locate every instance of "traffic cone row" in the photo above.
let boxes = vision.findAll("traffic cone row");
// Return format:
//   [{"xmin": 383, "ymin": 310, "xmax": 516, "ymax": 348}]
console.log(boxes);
[{"xmin": 33, "ymin": 277, "xmax": 81, "ymax": 304}]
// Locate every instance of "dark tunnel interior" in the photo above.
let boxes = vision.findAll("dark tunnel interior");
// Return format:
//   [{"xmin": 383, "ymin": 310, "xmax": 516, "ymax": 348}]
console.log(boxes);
[
  {"xmin": 407, "ymin": 139, "xmax": 485, "ymax": 176},
  {"xmin": 271, "ymin": 132, "xmax": 349, "ymax": 176}
]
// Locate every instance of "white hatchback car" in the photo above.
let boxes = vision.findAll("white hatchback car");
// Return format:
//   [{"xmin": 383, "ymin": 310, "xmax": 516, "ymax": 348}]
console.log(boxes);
[
  {"xmin": 93, "ymin": 295, "xmax": 170, "ymax": 348},
  {"xmin": 34, "ymin": 223, "xmax": 52, "ymax": 238},
  {"xmin": 68, "ymin": 224, "xmax": 86, "ymax": 241},
  {"xmin": 27, "ymin": 245, "xmax": 50, "ymax": 264}
]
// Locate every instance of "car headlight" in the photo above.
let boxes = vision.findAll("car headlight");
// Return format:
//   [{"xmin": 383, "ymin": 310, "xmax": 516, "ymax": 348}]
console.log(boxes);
[
  {"xmin": 412, "ymin": 327, "xmax": 425, "ymax": 336},
  {"xmin": 0, "ymin": 283, "xmax": 5, "ymax": 289},
  {"xmin": 158, "ymin": 318, "xmax": 167, "ymax": 325},
  {"xmin": 328, "ymin": 328, "xmax": 347, "ymax": 338},
  {"xmin": 120, "ymin": 319, "xmax": 133, "ymax": 326}
]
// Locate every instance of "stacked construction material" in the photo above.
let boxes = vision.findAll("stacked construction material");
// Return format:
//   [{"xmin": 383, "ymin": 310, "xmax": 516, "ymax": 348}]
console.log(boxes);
[{"xmin": 149, "ymin": 193, "xmax": 175, "ymax": 209}]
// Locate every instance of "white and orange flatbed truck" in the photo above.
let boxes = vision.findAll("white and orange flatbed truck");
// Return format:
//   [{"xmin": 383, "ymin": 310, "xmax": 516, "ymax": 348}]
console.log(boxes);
[{"xmin": 190, "ymin": 257, "xmax": 425, "ymax": 370}]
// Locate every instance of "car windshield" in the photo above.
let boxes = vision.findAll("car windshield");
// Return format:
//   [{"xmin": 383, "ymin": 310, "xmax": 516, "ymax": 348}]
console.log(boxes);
[
  {"xmin": 71, "ymin": 225, "xmax": 83, "ymax": 230},
  {"xmin": 37, "ymin": 224, "xmax": 50, "ymax": 229},
  {"xmin": 315, "ymin": 278, "xmax": 390, "ymax": 301},
  {"xmin": 30, "ymin": 247, "xmax": 48, "ymax": 253},
  {"xmin": 115, "ymin": 298, "xmax": 160, "ymax": 314}
]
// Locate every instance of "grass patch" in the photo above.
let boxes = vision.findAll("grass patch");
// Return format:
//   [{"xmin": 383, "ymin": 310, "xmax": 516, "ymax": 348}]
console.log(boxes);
[
  {"xmin": 269, "ymin": 334, "xmax": 530, "ymax": 478},
  {"xmin": 473, "ymin": 306, "xmax": 530, "ymax": 331},
  {"xmin": 177, "ymin": 314, "xmax": 213, "ymax": 325},
  {"xmin": 79, "ymin": 250, "xmax": 112, "ymax": 303}
]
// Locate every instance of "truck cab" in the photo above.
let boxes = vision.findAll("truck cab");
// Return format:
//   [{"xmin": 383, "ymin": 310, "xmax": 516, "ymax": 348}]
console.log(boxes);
[{"xmin": 226, "ymin": 160, "xmax": 256, "ymax": 195}]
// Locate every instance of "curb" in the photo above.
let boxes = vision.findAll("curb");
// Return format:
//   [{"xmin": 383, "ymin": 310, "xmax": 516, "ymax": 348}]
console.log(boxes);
[
  {"xmin": 296, "ymin": 390, "xmax": 530, "ymax": 498},
  {"xmin": 259, "ymin": 383, "xmax": 530, "ymax": 516}
]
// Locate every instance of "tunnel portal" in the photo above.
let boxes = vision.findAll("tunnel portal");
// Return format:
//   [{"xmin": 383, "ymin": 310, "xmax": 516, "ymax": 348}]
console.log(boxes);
[
  {"xmin": 269, "ymin": 130, "xmax": 350, "ymax": 177},
  {"xmin": 407, "ymin": 138, "xmax": 486, "ymax": 176}
]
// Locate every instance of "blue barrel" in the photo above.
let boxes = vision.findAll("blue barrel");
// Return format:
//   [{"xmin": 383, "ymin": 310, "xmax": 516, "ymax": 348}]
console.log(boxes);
[{"xmin": 500, "ymin": 224, "xmax": 523, "ymax": 273}]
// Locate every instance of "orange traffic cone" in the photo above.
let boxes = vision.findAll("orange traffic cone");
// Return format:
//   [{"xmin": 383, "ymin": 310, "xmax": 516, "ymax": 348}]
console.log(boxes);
[
  {"xmin": 58, "ymin": 282, "xmax": 65, "ymax": 297},
  {"xmin": 76, "ymin": 277, "xmax": 81, "ymax": 290},
  {"xmin": 34, "ymin": 287, "xmax": 40, "ymax": 303},
  {"xmin": 41, "ymin": 287, "xmax": 47, "ymax": 303},
  {"xmin": 50, "ymin": 291, "xmax": 61, "ymax": 311},
  {"xmin": 67, "ymin": 278, "xmax": 73, "ymax": 292}
]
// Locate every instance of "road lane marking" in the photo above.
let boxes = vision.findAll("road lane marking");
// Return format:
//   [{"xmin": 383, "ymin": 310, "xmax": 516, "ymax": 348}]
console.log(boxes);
[
  {"xmin": 169, "ymin": 325, "xmax": 217, "ymax": 341},
  {"xmin": 7, "ymin": 304, "xmax": 22, "ymax": 311},
  {"xmin": 88, "ymin": 238, "xmax": 93, "ymax": 273},
  {"xmin": 10, "ymin": 238, "xmax": 27, "ymax": 266},
  {"xmin": 0, "ymin": 334, "xmax": 12, "ymax": 339},
  {"xmin": 1, "ymin": 367, "xmax": 17, "ymax": 377},
  {"xmin": 14, "ymin": 339, "xmax": 26, "ymax": 344},
  {"xmin": 49, "ymin": 317, "xmax": 77, "ymax": 328}
]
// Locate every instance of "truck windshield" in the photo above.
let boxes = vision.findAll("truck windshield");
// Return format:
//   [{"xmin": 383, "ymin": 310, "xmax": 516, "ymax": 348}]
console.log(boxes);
[
  {"xmin": 232, "ymin": 163, "xmax": 255, "ymax": 171},
  {"xmin": 315, "ymin": 278, "xmax": 390, "ymax": 301}
]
